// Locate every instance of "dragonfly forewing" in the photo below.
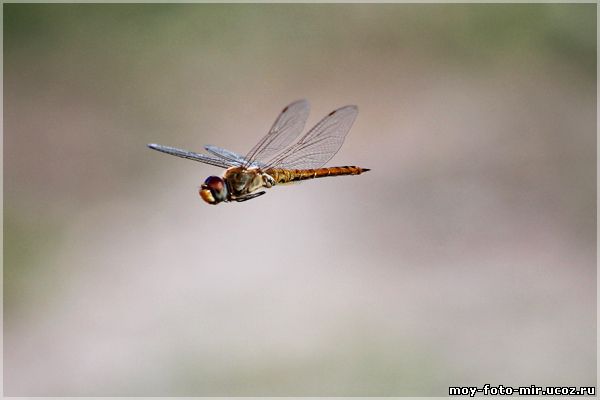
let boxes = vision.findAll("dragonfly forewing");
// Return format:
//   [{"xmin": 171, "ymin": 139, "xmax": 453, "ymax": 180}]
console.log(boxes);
[
  {"xmin": 243, "ymin": 99, "xmax": 310, "ymax": 168},
  {"xmin": 262, "ymin": 105, "xmax": 358, "ymax": 170},
  {"xmin": 147, "ymin": 144, "xmax": 238, "ymax": 168}
]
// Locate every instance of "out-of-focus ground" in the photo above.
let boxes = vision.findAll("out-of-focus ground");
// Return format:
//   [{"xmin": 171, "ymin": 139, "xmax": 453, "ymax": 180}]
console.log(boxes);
[{"xmin": 4, "ymin": 4, "xmax": 596, "ymax": 396}]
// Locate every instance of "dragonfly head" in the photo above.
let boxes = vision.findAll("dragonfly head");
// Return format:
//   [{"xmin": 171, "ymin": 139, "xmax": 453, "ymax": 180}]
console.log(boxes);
[{"xmin": 199, "ymin": 176, "xmax": 228, "ymax": 205}]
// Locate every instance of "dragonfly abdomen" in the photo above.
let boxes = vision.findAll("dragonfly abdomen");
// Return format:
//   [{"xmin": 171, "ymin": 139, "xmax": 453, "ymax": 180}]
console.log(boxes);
[{"xmin": 267, "ymin": 166, "xmax": 370, "ymax": 184}]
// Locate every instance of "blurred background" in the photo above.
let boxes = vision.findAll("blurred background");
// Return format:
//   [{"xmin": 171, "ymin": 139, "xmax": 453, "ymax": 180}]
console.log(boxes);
[{"xmin": 4, "ymin": 4, "xmax": 596, "ymax": 396}]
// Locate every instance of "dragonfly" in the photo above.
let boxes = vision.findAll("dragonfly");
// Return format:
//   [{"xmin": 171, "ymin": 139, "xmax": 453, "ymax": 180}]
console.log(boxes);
[{"xmin": 148, "ymin": 100, "xmax": 370, "ymax": 205}]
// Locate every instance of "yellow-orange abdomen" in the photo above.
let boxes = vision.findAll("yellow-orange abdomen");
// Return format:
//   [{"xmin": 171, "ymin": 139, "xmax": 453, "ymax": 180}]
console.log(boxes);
[{"xmin": 266, "ymin": 166, "xmax": 369, "ymax": 184}]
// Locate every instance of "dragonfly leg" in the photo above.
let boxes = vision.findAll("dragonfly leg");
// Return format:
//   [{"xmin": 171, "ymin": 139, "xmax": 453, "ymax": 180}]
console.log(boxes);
[{"xmin": 233, "ymin": 191, "xmax": 266, "ymax": 202}]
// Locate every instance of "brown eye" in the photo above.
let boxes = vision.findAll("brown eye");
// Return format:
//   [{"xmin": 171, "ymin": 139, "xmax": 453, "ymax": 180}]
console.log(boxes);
[
  {"xmin": 201, "ymin": 176, "xmax": 227, "ymax": 204},
  {"xmin": 204, "ymin": 176, "xmax": 224, "ymax": 191}
]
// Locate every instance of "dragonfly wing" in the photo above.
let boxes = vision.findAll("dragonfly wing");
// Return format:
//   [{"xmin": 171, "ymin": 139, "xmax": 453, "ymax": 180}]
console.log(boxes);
[
  {"xmin": 147, "ymin": 144, "xmax": 237, "ymax": 168},
  {"xmin": 243, "ymin": 99, "xmax": 310, "ymax": 167},
  {"xmin": 264, "ymin": 105, "xmax": 358, "ymax": 170},
  {"xmin": 204, "ymin": 145, "xmax": 248, "ymax": 166}
]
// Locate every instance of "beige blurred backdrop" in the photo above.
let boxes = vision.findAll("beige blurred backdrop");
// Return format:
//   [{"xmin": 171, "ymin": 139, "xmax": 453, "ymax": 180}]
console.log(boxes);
[{"xmin": 4, "ymin": 4, "xmax": 596, "ymax": 396}]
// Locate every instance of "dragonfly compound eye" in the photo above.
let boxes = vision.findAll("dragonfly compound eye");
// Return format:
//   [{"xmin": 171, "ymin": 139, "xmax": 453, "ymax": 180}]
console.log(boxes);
[{"xmin": 199, "ymin": 176, "xmax": 228, "ymax": 204}]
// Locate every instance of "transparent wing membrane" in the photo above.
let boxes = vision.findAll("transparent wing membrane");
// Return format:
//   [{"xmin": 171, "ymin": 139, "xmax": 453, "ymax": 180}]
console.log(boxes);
[
  {"xmin": 243, "ymin": 99, "xmax": 310, "ymax": 167},
  {"xmin": 148, "ymin": 101, "xmax": 359, "ymax": 173},
  {"xmin": 204, "ymin": 145, "xmax": 251, "ymax": 166},
  {"xmin": 264, "ymin": 105, "xmax": 358, "ymax": 170},
  {"xmin": 147, "ymin": 144, "xmax": 240, "ymax": 168}
]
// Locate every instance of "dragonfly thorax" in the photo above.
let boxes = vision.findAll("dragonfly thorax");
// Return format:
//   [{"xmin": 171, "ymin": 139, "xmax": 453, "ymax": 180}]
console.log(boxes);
[{"xmin": 224, "ymin": 166, "xmax": 269, "ymax": 196}]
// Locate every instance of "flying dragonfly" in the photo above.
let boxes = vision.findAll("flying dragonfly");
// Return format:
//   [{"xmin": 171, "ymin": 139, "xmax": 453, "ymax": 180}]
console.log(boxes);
[{"xmin": 148, "ymin": 100, "xmax": 370, "ymax": 205}]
